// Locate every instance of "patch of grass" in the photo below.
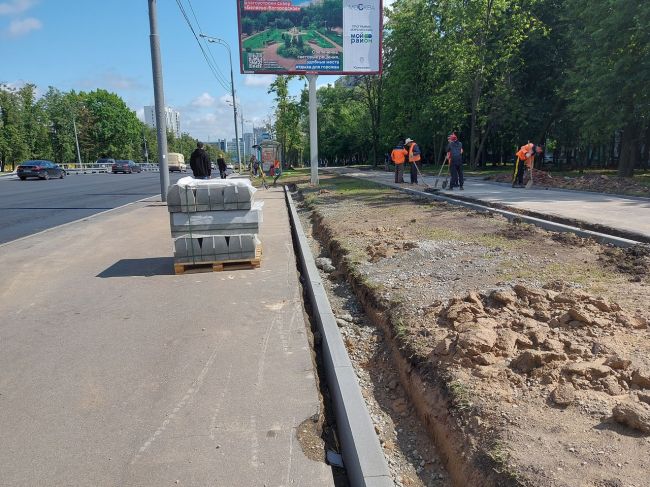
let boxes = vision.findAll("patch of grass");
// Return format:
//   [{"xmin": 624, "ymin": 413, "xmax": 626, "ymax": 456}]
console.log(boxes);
[
  {"xmin": 495, "ymin": 259, "xmax": 536, "ymax": 280},
  {"xmin": 542, "ymin": 262, "xmax": 615, "ymax": 287},
  {"xmin": 448, "ymin": 381, "xmax": 472, "ymax": 411},
  {"xmin": 299, "ymin": 177, "xmax": 391, "ymax": 205},
  {"xmin": 322, "ymin": 177, "xmax": 388, "ymax": 196},
  {"xmin": 318, "ymin": 28, "xmax": 343, "ymax": 45},
  {"xmin": 425, "ymin": 227, "xmax": 465, "ymax": 241},
  {"xmin": 488, "ymin": 442, "xmax": 520, "ymax": 480},
  {"xmin": 496, "ymin": 257, "xmax": 619, "ymax": 286},
  {"xmin": 302, "ymin": 30, "xmax": 334, "ymax": 48},
  {"xmin": 243, "ymin": 28, "xmax": 284, "ymax": 50},
  {"xmin": 394, "ymin": 318, "xmax": 408, "ymax": 340},
  {"xmin": 473, "ymin": 233, "xmax": 521, "ymax": 250}
]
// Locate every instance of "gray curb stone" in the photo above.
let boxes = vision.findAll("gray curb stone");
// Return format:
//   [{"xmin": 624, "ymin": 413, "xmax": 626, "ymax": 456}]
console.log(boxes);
[{"xmin": 284, "ymin": 187, "xmax": 393, "ymax": 487}]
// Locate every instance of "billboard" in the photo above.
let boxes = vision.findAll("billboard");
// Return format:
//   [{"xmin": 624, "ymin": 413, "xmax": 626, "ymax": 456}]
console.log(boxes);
[{"xmin": 237, "ymin": 0, "xmax": 382, "ymax": 75}]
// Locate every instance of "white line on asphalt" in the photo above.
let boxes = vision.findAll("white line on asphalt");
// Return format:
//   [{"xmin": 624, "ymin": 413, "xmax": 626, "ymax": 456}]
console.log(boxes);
[
  {"xmin": 0, "ymin": 195, "xmax": 160, "ymax": 249},
  {"xmin": 209, "ymin": 364, "xmax": 233, "ymax": 442},
  {"xmin": 131, "ymin": 344, "xmax": 220, "ymax": 464}
]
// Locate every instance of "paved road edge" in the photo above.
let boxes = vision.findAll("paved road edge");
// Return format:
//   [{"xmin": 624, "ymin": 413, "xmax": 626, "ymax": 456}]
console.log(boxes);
[{"xmin": 284, "ymin": 186, "xmax": 394, "ymax": 487}]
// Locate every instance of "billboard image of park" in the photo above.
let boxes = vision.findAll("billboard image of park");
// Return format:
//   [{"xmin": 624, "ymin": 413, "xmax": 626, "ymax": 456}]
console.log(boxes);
[{"xmin": 238, "ymin": 0, "xmax": 344, "ymax": 74}]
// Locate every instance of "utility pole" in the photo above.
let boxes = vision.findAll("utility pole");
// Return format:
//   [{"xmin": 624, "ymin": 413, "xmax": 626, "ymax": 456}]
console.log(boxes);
[
  {"xmin": 142, "ymin": 128, "xmax": 149, "ymax": 164},
  {"xmin": 240, "ymin": 106, "xmax": 246, "ymax": 165},
  {"xmin": 308, "ymin": 74, "xmax": 319, "ymax": 185},
  {"xmin": 148, "ymin": 0, "xmax": 170, "ymax": 201},
  {"xmin": 200, "ymin": 35, "xmax": 242, "ymax": 174},
  {"xmin": 72, "ymin": 116, "xmax": 83, "ymax": 170}
]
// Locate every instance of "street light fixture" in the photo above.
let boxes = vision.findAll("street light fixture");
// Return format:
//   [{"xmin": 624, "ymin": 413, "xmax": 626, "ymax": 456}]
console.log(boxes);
[{"xmin": 199, "ymin": 34, "xmax": 242, "ymax": 173}]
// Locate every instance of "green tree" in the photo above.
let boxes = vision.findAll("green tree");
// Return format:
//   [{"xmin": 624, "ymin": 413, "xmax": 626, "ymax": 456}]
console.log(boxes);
[
  {"xmin": 565, "ymin": 0, "xmax": 650, "ymax": 176},
  {"xmin": 79, "ymin": 89, "xmax": 142, "ymax": 161},
  {"xmin": 269, "ymin": 75, "xmax": 304, "ymax": 165},
  {"xmin": 40, "ymin": 87, "xmax": 80, "ymax": 165}
]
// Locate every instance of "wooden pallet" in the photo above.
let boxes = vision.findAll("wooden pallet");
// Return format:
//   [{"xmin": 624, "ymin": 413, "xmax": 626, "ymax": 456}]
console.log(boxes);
[
  {"xmin": 174, "ymin": 245, "xmax": 262, "ymax": 275},
  {"xmin": 174, "ymin": 258, "xmax": 261, "ymax": 275}
]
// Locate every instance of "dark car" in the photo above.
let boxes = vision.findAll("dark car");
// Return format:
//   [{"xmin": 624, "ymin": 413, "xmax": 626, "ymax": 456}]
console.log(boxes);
[
  {"xmin": 17, "ymin": 160, "xmax": 66, "ymax": 180},
  {"xmin": 112, "ymin": 160, "xmax": 142, "ymax": 174}
]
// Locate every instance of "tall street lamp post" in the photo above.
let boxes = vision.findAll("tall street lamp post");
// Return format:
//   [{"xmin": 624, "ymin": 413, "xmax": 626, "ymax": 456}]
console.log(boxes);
[{"xmin": 199, "ymin": 34, "xmax": 242, "ymax": 173}]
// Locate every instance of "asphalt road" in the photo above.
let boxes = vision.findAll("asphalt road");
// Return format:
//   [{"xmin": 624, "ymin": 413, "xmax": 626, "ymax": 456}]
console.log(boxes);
[
  {"xmin": 0, "ymin": 189, "xmax": 334, "ymax": 486},
  {"xmin": 0, "ymin": 172, "xmax": 184, "ymax": 244}
]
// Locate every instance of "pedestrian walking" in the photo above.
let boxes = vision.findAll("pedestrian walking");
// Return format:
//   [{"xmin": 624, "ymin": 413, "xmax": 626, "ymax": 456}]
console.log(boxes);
[
  {"xmin": 391, "ymin": 139, "xmax": 408, "ymax": 183},
  {"xmin": 446, "ymin": 133, "xmax": 464, "ymax": 190},
  {"xmin": 251, "ymin": 156, "xmax": 259, "ymax": 176},
  {"xmin": 405, "ymin": 138, "xmax": 421, "ymax": 184},
  {"xmin": 513, "ymin": 142, "xmax": 543, "ymax": 188},
  {"xmin": 217, "ymin": 156, "xmax": 227, "ymax": 179},
  {"xmin": 189, "ymin": 142, "xmax": 211, "ymax": 179}
]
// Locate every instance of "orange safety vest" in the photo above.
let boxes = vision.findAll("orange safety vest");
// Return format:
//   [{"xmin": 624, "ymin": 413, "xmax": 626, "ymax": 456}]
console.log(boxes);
[
  {"xmin": 391, "ymin": 148, "xmax": 407, "ymax": 164},
  {"xmin": 408, "ymin": 143, "xmax": 421, "ymax": 163},
  {"xmin": 516, "ymin": 143, "xmax": 535, "ymax": 168}
]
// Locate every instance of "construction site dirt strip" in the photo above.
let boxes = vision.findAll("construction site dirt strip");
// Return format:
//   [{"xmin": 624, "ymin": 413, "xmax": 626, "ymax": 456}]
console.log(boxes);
[{"xmin": 293, "ymin": 176, "xmax": 650, "ymax": 487}]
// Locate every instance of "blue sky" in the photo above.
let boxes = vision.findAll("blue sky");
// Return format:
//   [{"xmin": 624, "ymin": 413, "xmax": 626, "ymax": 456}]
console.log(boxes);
[{"xmin": 0, "ymin": 0, "xmax": 393, "ymax": 141}]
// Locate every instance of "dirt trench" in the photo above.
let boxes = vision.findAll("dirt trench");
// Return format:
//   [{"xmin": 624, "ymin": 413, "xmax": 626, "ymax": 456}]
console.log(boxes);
[
  {"xmin": 302, "ymin": 204, "xmax": 521, "ymax": 487},
  {"xmin": 293, "ymin": 178, "xmax": 650, "ymax": 487}
]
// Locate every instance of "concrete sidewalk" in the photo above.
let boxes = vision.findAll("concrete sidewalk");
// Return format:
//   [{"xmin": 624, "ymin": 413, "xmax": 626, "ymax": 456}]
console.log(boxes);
[
  {"xmin": 0, "ymin": 188, "xmax": 335, "ymax": 486},
  {"xmin": 329, "ymin": 167, "xmax": 650, "ymax": 240}
]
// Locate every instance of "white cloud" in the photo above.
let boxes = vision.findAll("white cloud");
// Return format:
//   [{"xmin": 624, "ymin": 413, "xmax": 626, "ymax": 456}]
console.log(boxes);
[
  {"xmin": 178, "ymin": 91, "xmax": 273, "ymax": 141},
  {"xmin": 78, "ymin": 69, "xmax": 144, "ymax": 91},
  {"xmin": 244, "ymin": 75, "xmax": 275, "ymax": 88},
  {"xmin": 6, "ymin": 16, "xmax": 41, "ymax": 37},
  {"xmin": 135, "ymin": 107, "xmax": 145, "ymax": 122},
  {"xmin": 0, "ymin": 0, "xmax": 37, "ymax": 16},
  {"xmin": 384, "ymin": 0, "xmax": 397, "ymax": 8},
  {"xmin": 191, "ymin": 92, "xmax": 216, "ymax": 107}
]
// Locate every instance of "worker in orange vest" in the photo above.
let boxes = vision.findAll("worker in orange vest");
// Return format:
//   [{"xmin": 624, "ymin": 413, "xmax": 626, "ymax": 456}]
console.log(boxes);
[
  {"xmin": 405, "ymin": 138, "xmax": 421, "ymax": 184},
  {"xmin": 513, "ymin": 142, "xmax": 543, "ymax": 187},
  {"xmin": 391, "ymin": 139, "xmax": 408, "ymax": 183}
]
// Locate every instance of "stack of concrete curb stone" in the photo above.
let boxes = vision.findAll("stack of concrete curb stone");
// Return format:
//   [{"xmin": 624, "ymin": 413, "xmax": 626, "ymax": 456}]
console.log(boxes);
[{"xmin": 167, "ymin": 177, "xmax": 262, "ymax": 265}]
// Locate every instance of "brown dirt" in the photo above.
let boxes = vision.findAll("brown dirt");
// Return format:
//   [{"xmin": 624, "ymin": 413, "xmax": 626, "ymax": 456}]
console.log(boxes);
[
  {"xmin": 297, "ymin": 177, "xmax": 650, "ymax": 487},
  {"xmin": 488, "ymin": 169, "xmax": 650, "ymax": 198},
  {"xmin": 598, "ymin": 245, "xmax": 650, "ymax": 282}
]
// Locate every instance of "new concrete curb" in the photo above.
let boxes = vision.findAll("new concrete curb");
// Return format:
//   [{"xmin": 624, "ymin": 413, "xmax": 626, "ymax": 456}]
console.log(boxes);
[
  {"xmin": 328, "ymin": 171, "xmax": 643, "ymax": 248},
  {"xmin": 284, "ymin": 187, "xmax": 393, "ymax": 487}
]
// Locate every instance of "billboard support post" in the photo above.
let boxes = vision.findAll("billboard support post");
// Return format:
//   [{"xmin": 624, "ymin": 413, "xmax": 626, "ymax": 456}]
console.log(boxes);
[{"xmin": 308, "ymin": 74, "xmax": 319, "ymax": 186}]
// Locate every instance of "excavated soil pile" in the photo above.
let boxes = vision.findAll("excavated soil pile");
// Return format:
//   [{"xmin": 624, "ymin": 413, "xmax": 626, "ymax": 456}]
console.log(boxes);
[
  {"xmin": 599, "ymin": 245, "xmax": 650, "ymax": 281},
  {"xmin": 489, "ymin": 170, "xmax": 650, "ymax": 197},
  {"xmin": 430, "ymin": 283, "xmax": 648, "ymax": 402},
  {"xmin": 400, "ymin": 282, "xmax": 650, "ymax": 486},
  {"xmin": 300, "ymin": 177, "xmax": 650, "ymax": 486}
]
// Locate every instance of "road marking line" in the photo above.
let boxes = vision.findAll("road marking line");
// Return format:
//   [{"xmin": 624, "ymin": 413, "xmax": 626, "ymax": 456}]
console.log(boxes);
[
  {"xmin": 0, "ymin": 195, "xmax": 159, "ymax": 249},
  {"xmin": 131, "ymin": 344, "xmax": 220, "ymax": 464},
  {"xmin": 209, "ymin": 364, "xmax": 233, "ymax": 442}
]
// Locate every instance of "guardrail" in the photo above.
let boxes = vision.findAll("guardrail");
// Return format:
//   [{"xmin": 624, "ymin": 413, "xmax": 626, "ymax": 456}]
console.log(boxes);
[{"xmin": 62, "ymin": 164, "xmax": 160, "ymax": 175}]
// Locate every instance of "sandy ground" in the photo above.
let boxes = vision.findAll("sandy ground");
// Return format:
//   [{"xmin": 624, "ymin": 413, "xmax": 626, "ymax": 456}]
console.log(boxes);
[{"xmin": 296, "ymin": 176, "xmax": 650, "ymax": 487}]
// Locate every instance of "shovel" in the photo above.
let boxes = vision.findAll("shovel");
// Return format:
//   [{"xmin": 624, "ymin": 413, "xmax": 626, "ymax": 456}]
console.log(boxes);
[
  {"xmin": 441, "ymin": 158, "xmax": 451, "ymax": 189},
  {"xmin": 413, "ymin": 162, "xmax": 433, "ymax": 189},
  {"xmin": 525, "ymin": 166, "xmax": 534, "ymax": 189},
  {"xmin": 433, "ymin": 158, "xmax": 448, "ymax": 188}
]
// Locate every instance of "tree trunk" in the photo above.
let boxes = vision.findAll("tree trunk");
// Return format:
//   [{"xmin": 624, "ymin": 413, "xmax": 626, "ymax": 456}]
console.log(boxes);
[
  {"xmin": 473, "ymin": 122, "xmax": 492, "ymax": 167},
  {"xmin": 618, "ymin": 121, "xmax": 639, "ymax": 177},
  {"xmin": 642, "ymin": 126, "xmax": 650, "ymax": 170},
  {"xmin": 469, "ymin": 77, "xmax": 481, "ymax": 168}
]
